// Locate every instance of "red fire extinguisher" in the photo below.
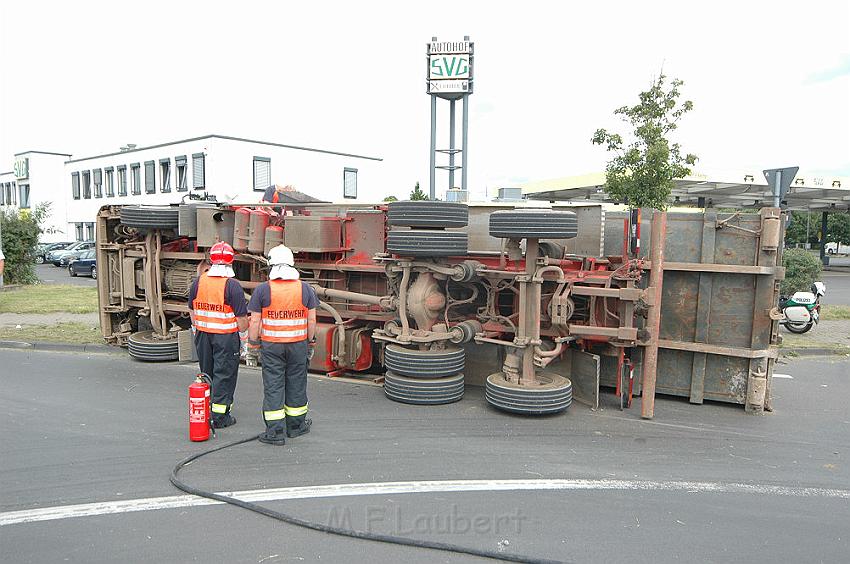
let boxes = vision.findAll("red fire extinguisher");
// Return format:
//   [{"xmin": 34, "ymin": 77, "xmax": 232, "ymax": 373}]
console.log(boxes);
[{"xmin": 189, "ymin": 373, "xmax": 211, "ymax": 442}]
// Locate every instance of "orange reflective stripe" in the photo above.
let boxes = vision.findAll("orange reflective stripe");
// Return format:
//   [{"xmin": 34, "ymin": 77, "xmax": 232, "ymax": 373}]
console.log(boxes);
[
  {"xmin": 261, "ymin": 281, "xmax": 307, "ymax": 343},
  {"xmin": 193, "ymin": 275, "xmax": 238, "ymax": 334}
]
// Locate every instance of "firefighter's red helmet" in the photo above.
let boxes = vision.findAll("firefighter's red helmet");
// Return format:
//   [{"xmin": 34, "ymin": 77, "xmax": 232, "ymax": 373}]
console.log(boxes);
[{"xmin": 210, "ymin": 242, "xmax": 235, "ymax": 265}]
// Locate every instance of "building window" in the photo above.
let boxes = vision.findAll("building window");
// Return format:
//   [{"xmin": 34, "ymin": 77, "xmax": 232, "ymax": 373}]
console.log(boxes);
[
  {"xmin": 175, "ymin": 155, "xmax": 188, "ymax": 191},
  {"xmin": 72, "ymin": 172, "xmax": 81, "ymax": 200},
  {"xmin": 82, "ymin": 170, "xmax": 92, "ymax": 199},
  {"xmin": 343, "ymin": 168, "xmax": 358, "ymax": 199},
  {"xmin": 144, "ymin": 161, "xmax": 155, "ymax": 194},
  {"xmin": 105, "ymin": 167, "xmax": 115, "ymax": 197},
  {"xmin": 117, "ymin": 166, "xmax": 127, "ymax": 196},
  {"xmin": 19, "ymin": 184, "xmax": 30, "ymax": 209},
  {"xmin": 0, "ymin": 183, "xmax": 5, "ymax": 205},
  {"xmin": 160, "ymin": 159, "xmax": 171, "ymax": 192},
  {"xmin": 93, "ymin": 169, "xmax": 103, "ymax": 198},
  {"xmin": 253, "ymin": 157, "xmax": 271, "ymax": 191},
  {"xmin": 11, "ymin": 182, "xmax": 17, "ymax": 205},
  {"xmin": 85, "ymin": 222, "xmax": 95, "ymax": 241},
  {"xmin": 192, "ymin": 153, "xmax": 205, "ymax": 189},
  {"xmin": 75, "ymin": 223, "xmax": 84, "ymax": 241},
  {"xmin": 131, "ymin": 163, "xmax": 141, "ymax": 195}
]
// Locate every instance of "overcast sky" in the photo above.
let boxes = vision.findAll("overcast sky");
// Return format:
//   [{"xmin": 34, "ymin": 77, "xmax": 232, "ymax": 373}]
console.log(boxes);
[{"xmin": 1, "ymin": 0, "xmax": 848, "ymax": 201}]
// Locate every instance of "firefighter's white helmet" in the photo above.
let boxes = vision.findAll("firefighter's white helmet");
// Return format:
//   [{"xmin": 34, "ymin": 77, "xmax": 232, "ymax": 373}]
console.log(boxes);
[{"xmin": 268, "ymin": 244, "xmax": 294, "ymax": 267}]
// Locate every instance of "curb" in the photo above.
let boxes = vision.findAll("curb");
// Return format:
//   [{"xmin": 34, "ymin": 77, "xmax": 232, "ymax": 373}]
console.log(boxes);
[
  {"xmin": 779, "ymin": 346, "xmax": 850, "ymax": 357},
  {"xmin": 0, "ymin": 340, "xmax": 125, "ymax": 355}
]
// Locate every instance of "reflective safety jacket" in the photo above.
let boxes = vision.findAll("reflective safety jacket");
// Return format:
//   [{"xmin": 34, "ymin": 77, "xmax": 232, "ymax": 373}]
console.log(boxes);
[
  {"xmin": 261, "ymin": 280, "xmax": 308, "ymax": 343},
  {"xmin": 192, "ymin": 275, "xmax": 238, "ymax": 334}
]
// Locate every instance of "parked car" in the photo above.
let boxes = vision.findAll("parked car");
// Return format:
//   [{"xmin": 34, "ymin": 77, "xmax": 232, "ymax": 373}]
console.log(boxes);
[
  {"xmin": 68, "ymin": 250, "xmax": 97, "ymax": 278},
  {"xmin": 49, "ymin": 241, "xmax": 95, "ymax": 266},
  {"xmin": 35, "ymin": 242, "xmax": 74, "ymax": 264}
]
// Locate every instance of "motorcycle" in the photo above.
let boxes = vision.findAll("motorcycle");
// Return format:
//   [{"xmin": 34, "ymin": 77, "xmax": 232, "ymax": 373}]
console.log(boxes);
[{"xmin": 779, "ymin": 281, "xmax": 826, "ymax": 334}]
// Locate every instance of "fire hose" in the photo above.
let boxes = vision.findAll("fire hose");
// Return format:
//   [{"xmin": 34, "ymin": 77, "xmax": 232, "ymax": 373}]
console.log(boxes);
[{"xmin": 170, "ymin": 436, "xmax": 564, "ymax": 564}]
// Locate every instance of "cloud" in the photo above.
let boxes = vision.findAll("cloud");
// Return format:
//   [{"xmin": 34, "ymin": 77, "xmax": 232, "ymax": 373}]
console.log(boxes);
[{"xmin": 806, "ymin": 55, "xmax": 850, "ymax": 84}]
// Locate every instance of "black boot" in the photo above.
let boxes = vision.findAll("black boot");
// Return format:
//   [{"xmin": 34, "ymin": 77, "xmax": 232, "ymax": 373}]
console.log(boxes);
[
  {"xmin": 258, "ymin": 428, "xmax": 286, "ymax": 446},
  {"xmin": 212, "ymin": 414, "xmax": 236, "ymax": 429},
  {"xmin": 287, "ymin": 417, "xmax": 312, "ymax": 438}
]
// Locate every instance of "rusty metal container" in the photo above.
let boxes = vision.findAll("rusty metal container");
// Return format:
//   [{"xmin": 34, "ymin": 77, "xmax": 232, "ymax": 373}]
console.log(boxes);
[
  {"xmin": 264, "ymin": 225, "xmax": 284, "ymax": 256},
  {"xmin": 284, "ymin": 216, "xmax": 343, "ymax": 252},
  {"xmin": 233, "ymin": 208, "xmax": 251, "ymax": 252},
  {"xmin": 248, "ymin": 209, "xmax": 270, "ymax": 254}
]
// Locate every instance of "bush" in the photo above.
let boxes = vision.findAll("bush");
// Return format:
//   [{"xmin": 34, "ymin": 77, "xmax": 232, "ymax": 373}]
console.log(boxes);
[
  {"xmin": 781, "ymin": 248, "xmax": 822, "ymax": 295},
  {"xmin": 1, "ymin": 204, "xmax": 49, "ymax": 285}
]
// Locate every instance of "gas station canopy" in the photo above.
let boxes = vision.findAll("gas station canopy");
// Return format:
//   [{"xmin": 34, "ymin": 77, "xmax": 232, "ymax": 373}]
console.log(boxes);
[{"xmin": 523, "ymin": 170, "xmax": 850, "ymax": 211}]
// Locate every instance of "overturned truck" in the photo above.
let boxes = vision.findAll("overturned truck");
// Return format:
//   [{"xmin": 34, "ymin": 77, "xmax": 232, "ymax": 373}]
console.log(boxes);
[{"xmin": 95, "ymin": 201, "xmax": 785, "ymax": 416}]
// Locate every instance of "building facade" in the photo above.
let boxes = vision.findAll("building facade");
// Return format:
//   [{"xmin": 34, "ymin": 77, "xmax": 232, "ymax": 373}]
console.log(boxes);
[{"xmin": 1, "ymin": 134, "xmax": 383, "ymax": 243}]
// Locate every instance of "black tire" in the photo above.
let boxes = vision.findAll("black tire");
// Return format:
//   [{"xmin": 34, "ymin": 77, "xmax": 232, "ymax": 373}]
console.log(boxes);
[
  {"xmin": 387, "ymin": 201, "xmax": 468, "ymax": 228},
  {"xmin": 68, "ymin": 266, "xmax": 77, "ymax": 277},
  {"xmin": 128, "ymin": 330, "xmax": 179, "ymax": 362},
  {"xmin": 489, "ymin": 210, "xmax": 578, "ymax": 239},
  {"xmin": 785, "ymin": 321, "xmax": 813, "ymax": 334},
  {"xmin": 384, "ymin": 371, "xmax": 464, "ymax": 405},
  {"xmin": 384, "ymin": 344, "xmax": 465, "ymax": 378},
  {"xmin": 35, "ymin": 255, "xmax": 45, "ymax": 264},
  {"xmin": 485, "ymin": 372, "xmax": 572, "ymax": 415},
  {"xmin": 120, "ymin": 205, "xmax": 180, "ymax": 229},
  {"xmin": 90, "ymin": 265, "xmax": 97, "ymax": 280},
  {"xmin": 386, "ymin": 230, "xmax": 468, "ymax": 257}
]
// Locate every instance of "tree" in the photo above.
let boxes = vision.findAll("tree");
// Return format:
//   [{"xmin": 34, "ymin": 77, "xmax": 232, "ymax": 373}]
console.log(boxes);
[
  {"xmin": 591, "ymin": 73, "xmax": 698, "ymax": 210},
  {"xmin": 1, "ymin": 203, "xmax": 50, "ymax": 285},
  {"xmin": 784, "ymin": 211, "xmax": 819, "ymax": 247},
  {"xmin": 382, "ymin": 195, "xmax": 398, "ymax": 202},
  {"xmin": 409, "ymin": 182, "xmax": 428, "ymax": 201},
  {"xmin": 826, "ymin": 213, "xmax": 850, "ymax": 246}
]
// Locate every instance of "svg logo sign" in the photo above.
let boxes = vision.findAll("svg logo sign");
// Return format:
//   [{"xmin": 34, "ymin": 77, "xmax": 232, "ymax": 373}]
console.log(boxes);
[{"xmin": 429, "ymin": 55, "xmax": 470, "ymax": 80}]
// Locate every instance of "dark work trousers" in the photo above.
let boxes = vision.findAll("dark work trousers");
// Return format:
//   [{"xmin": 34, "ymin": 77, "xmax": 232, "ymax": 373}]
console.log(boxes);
[
  {"xmin": 261, "ymin": 340, "xmax": 309, "ymax": 435},
  {"xmin": 195, "ymin": 330, "xmax": 241, "ymax": 423}
]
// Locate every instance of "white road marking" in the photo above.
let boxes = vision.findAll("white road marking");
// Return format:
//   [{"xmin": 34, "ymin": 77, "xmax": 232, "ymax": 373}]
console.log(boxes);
[
  {"xmin": 773, "ymin": 374, "xmax": 794, "ymax": 379},
  {"xmin": 3, "ymin": 478, "xmax": 849, "ymax": 527}
]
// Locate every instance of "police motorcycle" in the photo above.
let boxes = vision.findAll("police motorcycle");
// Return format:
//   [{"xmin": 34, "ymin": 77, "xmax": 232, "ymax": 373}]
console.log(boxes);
[{"xmin": 779, "ymin": 281, "xmax": 826, "ymax": 334}]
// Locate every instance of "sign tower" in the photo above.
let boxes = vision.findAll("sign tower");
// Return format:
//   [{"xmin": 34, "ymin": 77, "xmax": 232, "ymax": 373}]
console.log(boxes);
[{"xmin": 427, "ymin": 36, "xmax": 473, "ymax": 200}]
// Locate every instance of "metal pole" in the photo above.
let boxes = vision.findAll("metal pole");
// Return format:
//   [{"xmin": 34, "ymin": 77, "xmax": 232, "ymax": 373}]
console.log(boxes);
[
  {"xmin": 820, "ymin": 211, "xmax": 829, "ymax": 264},
  {"xmin": 448, "ymin": 99, "xmax": 456, "ymax": 192},
  {"xmin": 522, "ymin": 237, "xmax": 541, "ymax": 385},
  {"xmin": 641, "ymin": 210, "xmax": 667, "ymax": 419},
  {"xmin": 429, "ymin": 95, "xmax": 437, "ymax": 201},
  {"xmin": 461, "ymin": 93, "xmax": 469, "ymax": 192},
  {"xmin": 773, "ymin": 170, "xmax": 782, "ymax": 208}
]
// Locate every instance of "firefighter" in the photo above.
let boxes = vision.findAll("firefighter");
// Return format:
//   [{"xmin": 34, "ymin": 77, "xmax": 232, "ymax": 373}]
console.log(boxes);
[
  {"xmin": 188, "ymin": 241, "xmax": 249, "ymax": 428},
  {"xmin": 246, "ymin": 244, "xmax": 318, "ymax": 446}
]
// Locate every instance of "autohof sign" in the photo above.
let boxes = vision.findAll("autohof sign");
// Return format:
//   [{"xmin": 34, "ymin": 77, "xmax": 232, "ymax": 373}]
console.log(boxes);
[{"xmin": 426, "ymin": 39, "xmax": 473, "ymax": 99}]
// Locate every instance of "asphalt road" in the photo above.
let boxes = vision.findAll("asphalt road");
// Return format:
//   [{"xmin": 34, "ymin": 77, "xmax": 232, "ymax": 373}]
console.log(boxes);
[
  {"xmin": 822, "ymin": 270, "xmax": 850, "ymax": 306},
  {"xmin": 36, "ymin": 263, "xmax": 96, "ymax": 287},
  {"xmin": 1, "ymin": 350, "xmax": 848, "ymax": 563}
]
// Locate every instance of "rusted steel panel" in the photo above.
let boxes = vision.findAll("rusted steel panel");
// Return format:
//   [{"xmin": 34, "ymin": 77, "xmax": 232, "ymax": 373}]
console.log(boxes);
[{"xmin": 603, "ymin": 210, "xmax": 780, "ymax": 406}]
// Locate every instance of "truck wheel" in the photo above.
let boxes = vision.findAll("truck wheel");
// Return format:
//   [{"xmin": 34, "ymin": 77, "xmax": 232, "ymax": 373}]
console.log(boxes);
[
  {"xmin": 120, "ymin": 205, "xmax": 180, "ymax": 229},
  {"xmin": 387, "ymin": 201, "xmax": 468, "ymax": 228},
  {"xmin": 384, "ymin": 344, "xmax": 465, "ymax": 378},
  {"xmin": 785, "ymin": 321, "xmax": 813, "ymax": 334},
  {"xmin": 489, "ymin": 210, "xmax": 578, "ymax": 239},
  {"xmin": 128, "ymin": 330, "xmax": 179, "ymax": 361},
  {"xmin": 485, "ymin": 372, "xmax": 572, "ymax": 415},
  {"xmin": 387, "ymin": 230, "xmax": 468, "ymax": 257},
  {"xmin": 384, "ymin": 371, "xmax": 464, "ymax": 405}
]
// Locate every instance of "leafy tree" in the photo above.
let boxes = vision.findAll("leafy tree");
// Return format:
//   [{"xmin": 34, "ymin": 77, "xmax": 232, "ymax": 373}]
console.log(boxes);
[
  {"xmin": 382, "ymin": 195, "xmax": 398, "ymax": 202},
  {"xmin": 826, "ymin": 213, "xmax": 850, "ymax": 246},
  {"xmin": 1, "ymin": 203, "xmax": 50, "ymax": 285},
  {"xmin": 781, "ymin": 248, "xmax": 822, "ymax": 295},
  {"xmin": 784, "ymin": 211, "xmax": 819, "ymax": 247},
  {"xmin": 591, "ymin": 74, "xmax": 698, "ymax": 210},
  {"xmin": 409, "ymin": 182, "xmax": 428, "ymax": 201}
]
